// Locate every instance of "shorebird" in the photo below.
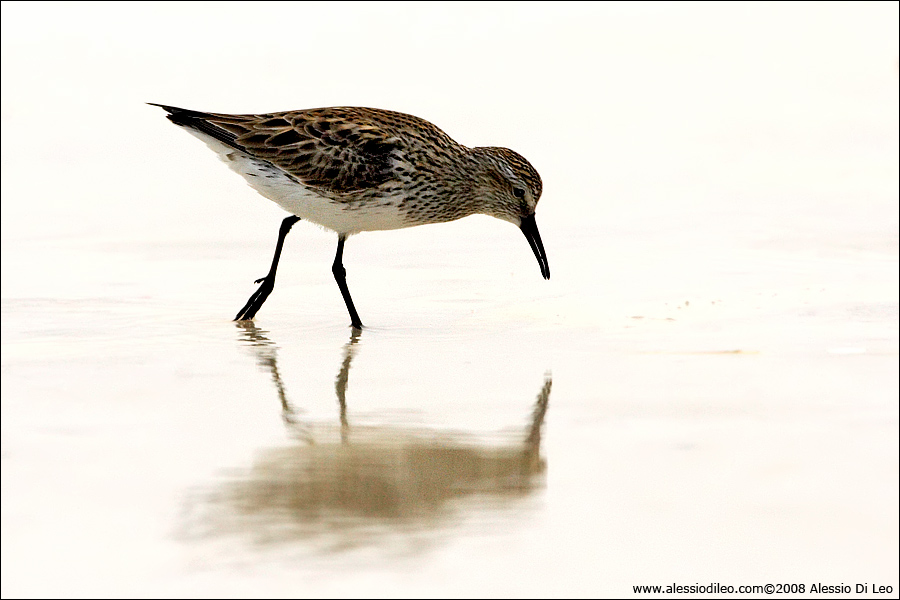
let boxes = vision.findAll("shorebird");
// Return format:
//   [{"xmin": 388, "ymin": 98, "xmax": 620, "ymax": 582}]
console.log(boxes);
[{"xmin": 152, "ymin": 104, "xmax": 549, "ymax": 328}]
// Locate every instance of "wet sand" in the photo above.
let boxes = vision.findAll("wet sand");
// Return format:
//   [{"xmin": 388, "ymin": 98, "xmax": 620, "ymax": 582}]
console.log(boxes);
[{"xmin": 2, "ymin": 3, "xmax": 898, "ymax": 597}]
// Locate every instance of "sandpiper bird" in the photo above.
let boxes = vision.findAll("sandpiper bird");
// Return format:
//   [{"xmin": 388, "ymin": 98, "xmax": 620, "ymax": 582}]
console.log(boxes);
[{"xmin": 152, "ymin": 104, "xmax": 549, "ymax": 328}]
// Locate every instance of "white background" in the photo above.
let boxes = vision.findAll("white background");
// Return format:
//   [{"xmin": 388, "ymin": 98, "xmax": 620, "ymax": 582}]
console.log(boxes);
[{"xmin": 2, "ymin": 2, "xmax": 898, "ymax": 597}]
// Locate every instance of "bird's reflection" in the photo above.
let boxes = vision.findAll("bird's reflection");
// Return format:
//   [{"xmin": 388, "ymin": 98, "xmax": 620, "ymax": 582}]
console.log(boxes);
[
  {"xmin": 333, "ymin": 328, "xmax": 360, "ymax": 441},
  {"xmin": 201, "ymin": 322, "xmax": 551, "ymax": 550},
  {"xmin": 235, "ymin": 321, "xmax": 299, "ymax": 427}
]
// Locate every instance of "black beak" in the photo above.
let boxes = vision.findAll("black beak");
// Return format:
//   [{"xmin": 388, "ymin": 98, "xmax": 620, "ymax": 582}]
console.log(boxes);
[{"xmin": 520, "ymin": 214, "xmax": 550, "ymax": 280}]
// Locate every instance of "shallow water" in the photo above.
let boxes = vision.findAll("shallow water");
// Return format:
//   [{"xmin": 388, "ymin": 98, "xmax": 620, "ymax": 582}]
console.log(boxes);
[
  {"xmin": 3, "ymin": 216, "xmax": 897, "ymax": 595},
  {"xmin": 2, "ymin": 3, "xmax": 899, "ymax": 597}
]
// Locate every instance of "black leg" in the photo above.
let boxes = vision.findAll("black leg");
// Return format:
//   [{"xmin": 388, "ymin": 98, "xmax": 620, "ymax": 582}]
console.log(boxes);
[
  {"xmin": 234, "ymin": 216, "xmax": 301, "ymax": 321},
  {"xmin": 332, "ymin": 235, "xmax": 363, "ymax": 329}
]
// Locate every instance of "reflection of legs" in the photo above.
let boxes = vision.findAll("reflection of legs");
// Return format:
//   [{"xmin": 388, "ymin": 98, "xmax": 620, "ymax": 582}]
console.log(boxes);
[
  {"xmin": 332, "ymin": 235, "xmax": 363, "ymax": 329},
  {"xmin": 234, "ymin": 321, "xmax": 299, "ymax": 427},
  {"xmin": 335, "ymin": 328, "xmax": 362, "ymax": 443},
  {"xmin": 234, "ymin": 216, "xmax": 301, "ymax": 321}
]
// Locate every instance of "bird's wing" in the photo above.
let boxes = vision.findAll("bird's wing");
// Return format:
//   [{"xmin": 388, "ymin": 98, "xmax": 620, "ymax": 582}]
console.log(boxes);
[{"xmin": 152, "ymin": 104, "xmax": 400, "ymax": 194}]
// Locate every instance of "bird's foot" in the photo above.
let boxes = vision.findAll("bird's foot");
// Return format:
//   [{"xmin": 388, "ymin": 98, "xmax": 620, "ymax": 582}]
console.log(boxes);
[{"xmin": 234, "ymin": 278, "xmax": 275, "ymax": 321}]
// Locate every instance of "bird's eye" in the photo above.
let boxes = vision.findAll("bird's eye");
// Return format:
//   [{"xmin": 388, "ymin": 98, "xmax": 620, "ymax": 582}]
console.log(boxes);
[{"xmin": 513, "ymin": 187, "xmax": 526, "ymax": 199}]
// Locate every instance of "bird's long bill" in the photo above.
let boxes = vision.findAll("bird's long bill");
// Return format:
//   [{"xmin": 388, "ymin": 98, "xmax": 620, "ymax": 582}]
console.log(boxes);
[{"xmin": 520, "ymin": 214, "xmax": 550, "ymax": 280}]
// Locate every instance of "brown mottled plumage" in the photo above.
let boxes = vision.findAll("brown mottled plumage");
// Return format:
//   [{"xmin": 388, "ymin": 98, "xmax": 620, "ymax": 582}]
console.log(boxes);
[{"xmin": 152, "ymin": 104, "xmax": 548, "ymax": 328}]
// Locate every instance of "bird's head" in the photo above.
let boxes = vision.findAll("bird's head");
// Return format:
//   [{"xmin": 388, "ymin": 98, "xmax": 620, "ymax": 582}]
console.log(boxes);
[{"xmin": 470, "ymin": 146, "xmax": 549, "ymax": 280}]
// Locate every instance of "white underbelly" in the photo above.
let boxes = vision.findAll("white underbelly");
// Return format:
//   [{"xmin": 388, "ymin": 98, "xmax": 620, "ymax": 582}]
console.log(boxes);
[{"xmin": 184, "ymin": 129, "xmax": 411, "ymax": 235}]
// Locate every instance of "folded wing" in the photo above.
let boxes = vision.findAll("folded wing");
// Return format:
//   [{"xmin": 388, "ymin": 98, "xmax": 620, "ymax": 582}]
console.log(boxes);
[{"xmin": 151, "ymin": 104, "xmax": 400, "ymax": 194}]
